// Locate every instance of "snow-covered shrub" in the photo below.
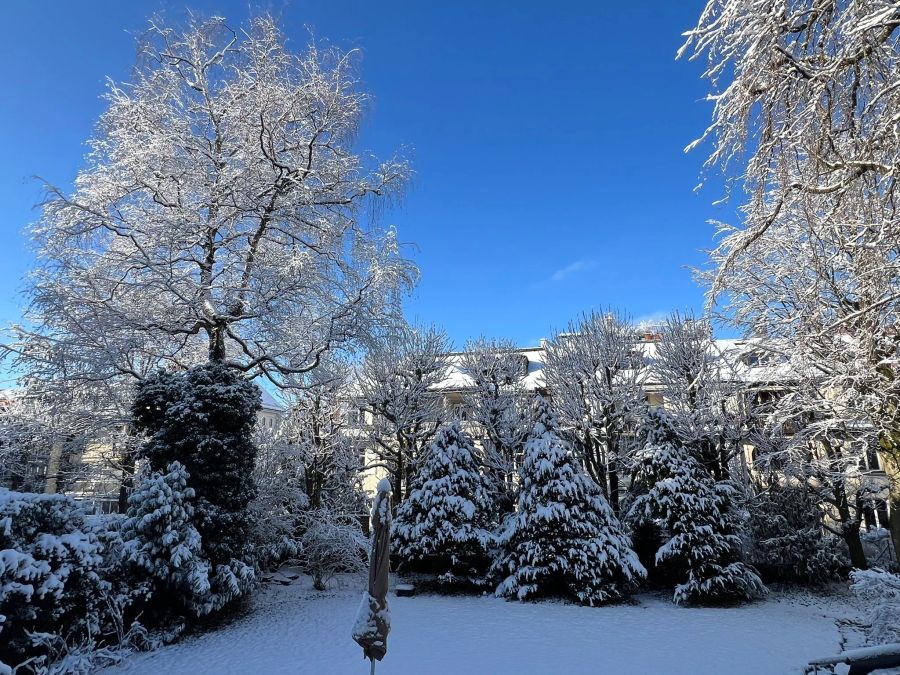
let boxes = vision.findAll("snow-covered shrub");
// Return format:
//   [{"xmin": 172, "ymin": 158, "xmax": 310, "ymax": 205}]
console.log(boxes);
[
  {"xmin": 131, "ymin": 363, "xmax": 260, "ymax": 609},
  {"xmin": 746, "ymin": 483, "xmax": 847, "ymax": 585},
  {"xmin": 850, "ymin": 568, "xmax": 900, "ymax": 645},
  {"xmin": 249, "ymin": 432, "xmax": 306, "ymax": 571},
  {"xmin": 494, "ymin": 398, "xmax": 645, "ymax": 605},
  {"xmin": 121, "ymin": 462, "xmax": 211, "ymax": 621},
  {"xmin": 393, "ymin": 422, "xmax": 496, "ymax": 587},
  {"xmin": 630, "ymin": 441, "xmax": 766, "ymax": 605},
  {"xmin": 0, "ymin": 489, "xmax": 105, "ymax": 669},
  {"xmin": 300, "ymin": 508, "xmax": 368, "ymax": 590}
]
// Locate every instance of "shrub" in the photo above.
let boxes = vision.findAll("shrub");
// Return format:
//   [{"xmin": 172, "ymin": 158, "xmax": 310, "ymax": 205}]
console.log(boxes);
[
  {"xmin": 0, "ymin": 490, "xmax": 104, "ymax": 669},
  {"xmin": 300, "ymin": 508, "xmax": 367, "ymax": 590},
  {"xmin": 746, "ymin": 484, "xmax": 848, "ymax": 585}
]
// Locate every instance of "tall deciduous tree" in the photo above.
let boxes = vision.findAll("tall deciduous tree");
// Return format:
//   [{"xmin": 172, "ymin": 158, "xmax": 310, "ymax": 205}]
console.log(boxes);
[
  {"xmin": 543, "ymin": 310, "xmax": 645, "ymax": 513},
  {"xmin": 651, "ymin": 312, "xmax": 751, "ymax": 482},
  {"xmin": 358, "ymin": 325, "xmax": 450, "ymax": 502},
  {"xmin": 683, "ymin": 0, "xmax": 900, "ymax": 558},
  {"xmin": 7, "ymin": 13, "xmax": 414, "ymax": 416},
  {"xmin": 460, "ymin": 337, "xmax": 531, "ymax": 512}
]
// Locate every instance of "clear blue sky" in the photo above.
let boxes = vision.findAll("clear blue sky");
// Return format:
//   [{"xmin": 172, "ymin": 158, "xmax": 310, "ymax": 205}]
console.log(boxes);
[{"xmin": 0, "ymin": 0, "xmax": 734, "ymax": 352}]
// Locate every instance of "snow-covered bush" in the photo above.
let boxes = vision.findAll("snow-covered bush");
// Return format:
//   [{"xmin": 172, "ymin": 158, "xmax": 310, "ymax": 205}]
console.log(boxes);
[
  {"xmin": 0, "ymin": 489, "xmax": 105, "ymax": 669},
  {"xmin": 850, "ymin": 568, "xmax": 900, "ymax": 645},
  {"xmin": 393, "ymin": 422, "xmax": 496, "ymax": 587},
  {"xmin": 494, "ymin": 398, "xmax": 645, "ymax": 605},
  {"xmin": 630, "ymin": 441, "xmax": 766, "ymax": 605},
  {"xmin": 131, "ymin": 363, "xmax": 260, "ymax": 609},
  {"xmin": 300, "ymin": 508, "xmax": 368, "ymax": 590},
  {"xmin": 746, "ymin": 483, "xmax": 847, "ymax": 585},
  {"xmin": 121, "ymin": 462, "xmax": 211, "ymax": 622}
]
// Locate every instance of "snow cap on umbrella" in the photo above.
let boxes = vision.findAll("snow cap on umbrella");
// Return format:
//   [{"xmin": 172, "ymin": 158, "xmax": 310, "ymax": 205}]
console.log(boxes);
[{"xmin": 352, "ymin": 478, "xmax": 392, "ymax": 663}]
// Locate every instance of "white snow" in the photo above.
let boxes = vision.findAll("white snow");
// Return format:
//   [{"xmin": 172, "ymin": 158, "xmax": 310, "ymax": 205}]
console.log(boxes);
[{"xmin": 101, "ymin": 575, "xmax": 857, "ymax": 675}]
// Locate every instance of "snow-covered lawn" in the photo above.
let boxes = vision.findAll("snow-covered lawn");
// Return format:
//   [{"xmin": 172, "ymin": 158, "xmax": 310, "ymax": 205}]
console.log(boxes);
[{"xmin": 104, "ymin": 575, "xmax": 860, "ymax": 675}]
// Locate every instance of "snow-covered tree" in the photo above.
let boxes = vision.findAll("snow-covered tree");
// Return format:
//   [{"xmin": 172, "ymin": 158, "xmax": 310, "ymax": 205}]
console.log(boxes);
[
  {"xmin": 683, "ymin": 0, "xmax": 900, "ymax": 560},
  {"xmin": 746, "ymin": 480, "xmax": 847, "ymax": 585},
  {"xmin": 459, "ymin": 337, "xmax": 531, "ymax": 512},
  {"xmin": 651, "ymin": 312, "xmax": 751, "ymax": 482},
  {"xmin": 131, "ymin": 362, "xmax": 259, "ymax": 612},
  {"xmin": 359, "ymin": 325, "xmax": 451, "ymax": 502},
  {"xmin": 750, "ymin": 394, "xmax": 875, "ymax": 570},
  {"xmin": 494, "ymin": 397, "xmax": 645, "ymax": 605},
  {"xmin": 630, "ymin": 424, "xmax": 766, "ymax": 604},
  {"xmin": 121, "ymin": 462, "xmax": 211, "ymax": 619},
  {"xmin": 543, "ymin": 310, "xmax": 646, "ymax": 513},
  {"xmin": 2, "ymin": 15, "xmax": 415, "ymax": 510},
  {"xmin": 393, "ymin": 422, "xmax": 496, "ymax": 587},
  {"xmin": 7, "ymin": 14, "xmax": 414, "ymax": 389}
]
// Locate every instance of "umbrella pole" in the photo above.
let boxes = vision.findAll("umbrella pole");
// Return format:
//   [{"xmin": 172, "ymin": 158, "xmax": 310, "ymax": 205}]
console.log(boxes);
[{"xmin": 369, "ymin": 657, "xmax": 375, "ymax": 675}]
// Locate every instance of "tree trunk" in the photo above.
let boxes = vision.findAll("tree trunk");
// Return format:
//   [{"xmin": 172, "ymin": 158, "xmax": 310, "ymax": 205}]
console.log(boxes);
[
  {"xmin": 44, "ymin": 438, "xmax": 63, "ymax": 494},
  {"xmin": 833, "ymin": 483, "xmax": 868, "ymax": 569},
  {"xmin": 209, "ymin": 323, "xmax": 227, "ymax": 362},
  {"xmin": 878, "ymin": 448, "xmax": 900, "ymax": 564},
  {"xmin": 608, "ymin": 462, "xmax": 620, "ymax": 515}
]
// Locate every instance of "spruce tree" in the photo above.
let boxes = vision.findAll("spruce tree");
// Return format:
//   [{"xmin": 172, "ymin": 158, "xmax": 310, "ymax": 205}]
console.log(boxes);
[
  {"xmin": 131, "ymin": 362, "xmax": 260, "ymax": 611},
  {"xmin": 494, "ymin": 397, "xmax": 645, "ymax": 605},
  {"xmin": 393, "ymin": 421, "xmax": 496, "ymax": 586},
  {"xmin": 122, "ymin": 461, "xmax": 211, "ymax": 620},
  {"xmin": 630, "ymin": 436, "xmax": 766, "ymax": 604}
]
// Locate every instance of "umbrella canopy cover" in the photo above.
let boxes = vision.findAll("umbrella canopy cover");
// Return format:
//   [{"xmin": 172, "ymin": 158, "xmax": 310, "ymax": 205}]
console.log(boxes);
[{"xmin": 352, "ymin": 478, "xmax": 392, "ymax": 662}]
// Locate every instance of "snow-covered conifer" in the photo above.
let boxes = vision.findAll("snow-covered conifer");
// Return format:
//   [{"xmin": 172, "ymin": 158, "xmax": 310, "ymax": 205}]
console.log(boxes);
[
  {"xmin": 393, "ymin": 422, "xmax": 496, "ymax": 587},
  {"xmin": 121, "ymin": 462, "xmax": 210, "ymax": 619},
  {"xmin": 494, "ymin": 398, "xmax": 645, "ymax": 605},
  {"xmin": 746, "ymin": 482, "xmax": 846, "ymax": 585},
  {"xmin": 631, "ymin": 439, "xmax": 766, "ymax": 604},
  {"xmin": 0, "ymin": 490, "xmax": 105, "ymax": 668},
  {"xmin": 131, "ymin": 362, "xmax": 260, "ymax": 612}
]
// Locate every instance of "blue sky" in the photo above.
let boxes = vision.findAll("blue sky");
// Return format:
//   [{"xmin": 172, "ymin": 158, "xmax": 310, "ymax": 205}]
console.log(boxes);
[{"xmin": 0, "ymin": 1, "xmax": 734, "ymax": 352}]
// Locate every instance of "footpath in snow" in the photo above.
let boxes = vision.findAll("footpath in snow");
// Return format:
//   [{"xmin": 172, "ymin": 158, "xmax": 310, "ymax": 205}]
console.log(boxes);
[{"xmin": 104, "ymin": 574, "xmax": 859, "ymax": 675}]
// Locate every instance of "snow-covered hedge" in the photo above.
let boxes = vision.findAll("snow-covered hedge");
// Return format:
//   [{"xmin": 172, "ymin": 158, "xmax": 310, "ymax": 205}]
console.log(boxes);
[{"xmin": 0, "ymin": 489, "xmax": 105, "ymax": 670}]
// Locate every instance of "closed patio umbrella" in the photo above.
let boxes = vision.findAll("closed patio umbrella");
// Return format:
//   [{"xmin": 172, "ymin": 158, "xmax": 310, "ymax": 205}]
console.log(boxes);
[{"xmin": 352, "ymin": 478, "xmax": 392, "ymax": 673}]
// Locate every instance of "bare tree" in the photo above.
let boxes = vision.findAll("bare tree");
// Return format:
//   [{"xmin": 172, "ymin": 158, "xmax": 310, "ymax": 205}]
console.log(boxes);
[
  {"xmin": 652, "ymin": 312, "xmax": 750, "ymax": 482},
  {"xmin": 460, "ymin": 337, "xmax": 532, "ymax": 511},
  {"xmin": 543, "ymin": 310, "xmax": 645, "ymax": 513},
  {"xmin": 682, "ymin": 0, "xmax": 900, "ymax": 557},
  {"xmin": 7, "ymin": 14, "xmax": 414, "ymax": 394},
  {"xmin": 358, "ymin": 325, "xmax": 450, "ymax": 503}
]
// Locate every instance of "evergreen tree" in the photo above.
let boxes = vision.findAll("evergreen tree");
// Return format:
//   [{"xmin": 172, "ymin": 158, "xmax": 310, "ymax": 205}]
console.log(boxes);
[
  {"xmin": 131, "ymin": 362, "xmax": 260, "ymax": 611},
  {"xmin": 746, "ymin": 482, "xmax": 847, "ymax": 585},
  {"xmin": 630, "ymin": 435, "xmax": 766, "ymax": 604},
  {"xmin": 393, "ymin": 422, "xmax": 496, "ymax": 586},
  {"xmin": 494, "ymin": 397, "xmax": 645, "ymax": 605},
  {"xmin": 121, "ymin": 462, "xmax": 211, "ymax": 620}
]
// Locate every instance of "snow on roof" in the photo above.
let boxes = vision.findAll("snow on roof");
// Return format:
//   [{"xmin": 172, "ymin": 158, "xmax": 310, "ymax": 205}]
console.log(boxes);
[
  {"xmin": 433, "ymin": 339, "xmax": 793, "ymax": 393},
  {"xmin": 258, "ymin": 385, "xmax": 286, "ymax": 411},
  {"xmin": 434, "ymin": 347, "xmax": 547, "ymax": 393}
]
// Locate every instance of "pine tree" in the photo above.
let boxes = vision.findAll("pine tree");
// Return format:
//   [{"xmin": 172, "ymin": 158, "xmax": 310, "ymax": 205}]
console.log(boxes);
[
  {"xmin": 393, "ymin": 421, "xmax": 496, "ymax": 587},
  {"xmin": 131, "ymin": 362, "xmax": 260, "ymax": 612},
  {"xmin": 494, "ymin": 397, "xmax": 645, "ymax": 605},
  {"xmin": 630, "ymin": 437, "xmax": 766, "ymax": 604},
  {"xmin": 121, "ymin": 461, "xmax": 211, "ymax": 620}
]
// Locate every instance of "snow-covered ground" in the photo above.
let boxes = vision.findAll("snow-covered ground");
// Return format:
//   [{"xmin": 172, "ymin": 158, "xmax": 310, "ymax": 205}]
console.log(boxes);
[{"xmin": 103, "ymin": 574, "xmax": 861, "ymax": 675}]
